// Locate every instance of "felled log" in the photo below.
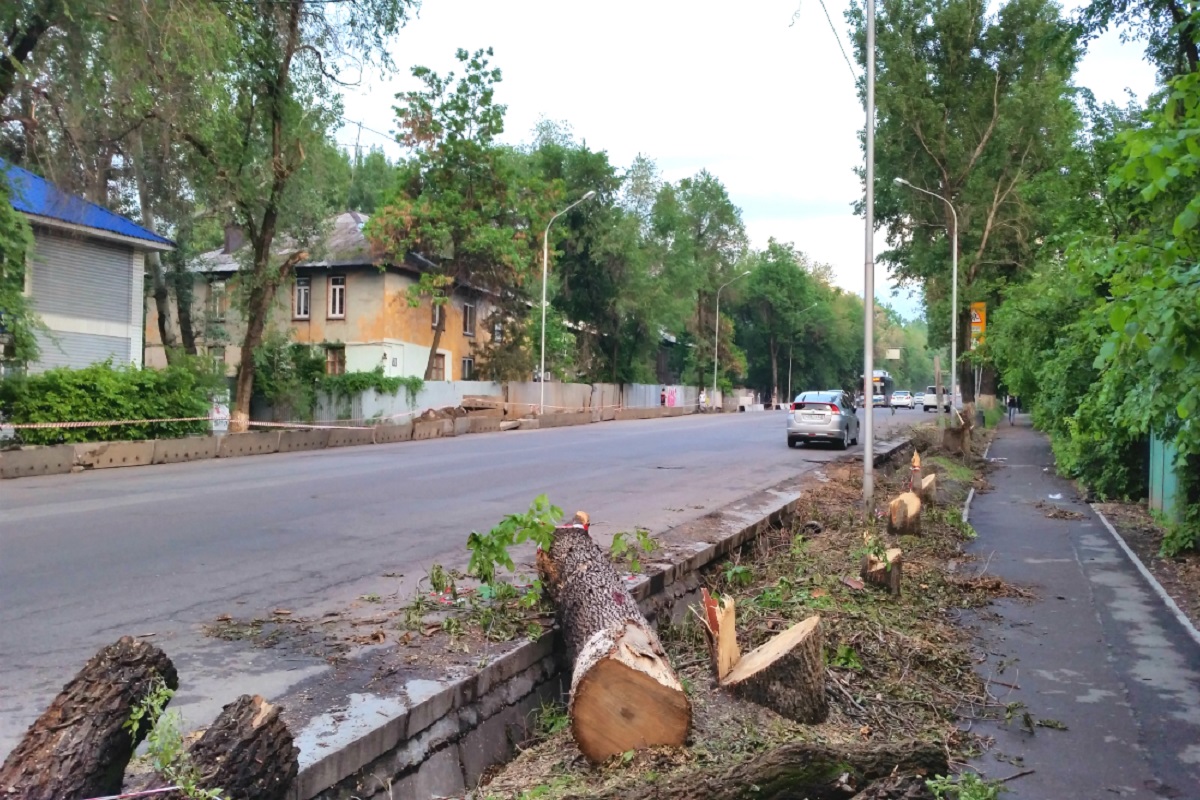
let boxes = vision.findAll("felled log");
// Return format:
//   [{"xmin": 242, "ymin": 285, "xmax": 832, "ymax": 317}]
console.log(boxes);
[
  {"xmin": 131, "ymin": 694, "xmax": 297, "ymax": 800},
  {"xmin": 721, "ymin": 616, "xmax": 828, "ymax": 724},
  {"xmin": 0, "ymin": 636, "xmax": 178, "ymax": 800},
  {"xmin": 861, "ymin": 548, "xmax": 903, "ymax": 596},
  {"xmin": 536, "ymin": 512, "xmax": 690, "ymax": 762},
  {"xmin": 619, "ymin": 739, "xmax": 948, "ymax": 800}
]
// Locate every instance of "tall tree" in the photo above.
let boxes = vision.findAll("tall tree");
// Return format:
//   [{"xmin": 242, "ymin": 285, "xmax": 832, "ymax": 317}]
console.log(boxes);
[
  {"xmin": 850, "ymin": 0, "xmax": 1081, "ymax": 405},
  {"xmin": 369, "ymin": 48, "xmax": 555, "ymax": 380}
]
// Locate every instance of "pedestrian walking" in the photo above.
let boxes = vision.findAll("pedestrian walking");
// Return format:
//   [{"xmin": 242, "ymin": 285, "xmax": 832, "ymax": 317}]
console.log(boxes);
[{"xmin": 1007, "ymin": 393, "xmax": 1019, "ymax": 424}]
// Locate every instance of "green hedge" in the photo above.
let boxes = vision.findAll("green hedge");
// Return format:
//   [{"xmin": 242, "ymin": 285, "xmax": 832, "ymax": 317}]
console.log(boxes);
[{"xmin": 0, "ymin": 360, "xmax": 220, "ymax": 445}]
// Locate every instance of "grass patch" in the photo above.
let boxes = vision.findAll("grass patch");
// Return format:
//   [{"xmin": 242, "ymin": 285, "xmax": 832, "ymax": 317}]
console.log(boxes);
[{"xmin": 928, "ymin": 455, "xmax": 977, "ymax": 482}]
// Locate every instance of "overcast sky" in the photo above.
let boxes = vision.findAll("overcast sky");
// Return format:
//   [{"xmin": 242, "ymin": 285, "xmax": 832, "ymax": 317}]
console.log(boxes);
[{"xmin": 339, "ymin": 0, "xmax": 1158, "ymax": 320}]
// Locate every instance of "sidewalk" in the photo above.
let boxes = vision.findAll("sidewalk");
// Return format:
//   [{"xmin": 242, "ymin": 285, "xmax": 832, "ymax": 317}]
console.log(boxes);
[{"xmin": 966, "ymin": 416, "xmax": 1200, "ymax": 799}]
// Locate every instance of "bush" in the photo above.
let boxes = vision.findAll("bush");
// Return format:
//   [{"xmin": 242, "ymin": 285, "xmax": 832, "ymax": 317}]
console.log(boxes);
[{"xmin": 0, "ymin": 359, "xmax": 222, "ymax": 445}]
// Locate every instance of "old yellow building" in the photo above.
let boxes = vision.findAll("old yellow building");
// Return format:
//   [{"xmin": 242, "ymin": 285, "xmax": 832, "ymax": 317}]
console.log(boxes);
[{"xmin": 145, "ymin": 212, "xmax": 499, "ymax": 380}]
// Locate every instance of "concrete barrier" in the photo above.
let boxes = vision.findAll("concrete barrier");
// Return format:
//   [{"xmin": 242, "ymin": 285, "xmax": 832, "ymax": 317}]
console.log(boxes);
[
  {"xmin": 453, "ymin": 417, "xmax": 471, "ymax": 437},
  {"xmin": 373, "ymin": 423, "xmax": 413, "ymax": 444},
  {"xmin": 518, "ymin": 418, "xmax": 540, "ymax": 431},
  {"xmin": 152, "ymin": 436, "xmax": 219, "ymax": 465},
  {"xmin": 75, "ymin": 441, "xmax": 156, "ymax": 470},
  {"xmin": 600, "ymin": 407, "xmax": 617, "ymax": 422},
  {"xmin": 327, "ymin": 427, "xmax": 375, "ymax": 448},
  {"xmin": 468, "ymin": 416, "xmax": 502, "ymax": 434},
  {"xmin": 614, "ymin": 408, "xmax": 655, "ymax": 421},
  {"xmin": 538, "ymin": 412, "xmax": 592, "ymax": 429},
  {"xmin": 413, "ymin": 420, "xmax": 442, "ymax": 440},
  {"xmin": 278, "ymin": 428, "xmax": 331, "ymax": 453},
  {"xmin": 217, "ymin": 431, "xmax": 281, "ymax": 458},
  {"xmin": 0, "ymin": 445, "xmax": 75, "ymax": 479}
]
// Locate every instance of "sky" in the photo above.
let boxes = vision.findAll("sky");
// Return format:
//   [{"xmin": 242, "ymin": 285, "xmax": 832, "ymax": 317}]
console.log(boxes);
[{"xmin": 339, "ymin": 0, "xmax": 1159, "ymax": 321}]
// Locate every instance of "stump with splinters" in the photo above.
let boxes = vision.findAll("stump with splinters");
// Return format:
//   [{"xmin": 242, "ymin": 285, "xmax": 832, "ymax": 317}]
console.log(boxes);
[
  {"xmin": 861, "ymin": 548, "xmax": 903, "ymax": 596},
  {"xmin": 0, "ymin": 636, "xmax": 178, "ymax": 800},
  {"xmin": 537, "ymin": 512, "xmax": 691, "ymax": 762}
]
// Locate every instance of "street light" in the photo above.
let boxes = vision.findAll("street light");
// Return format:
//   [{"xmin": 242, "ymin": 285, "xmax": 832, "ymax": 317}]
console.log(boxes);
[
  {"xmin": 540, "ymin": 190, "xmax": 597, "ymax": 414},
  {"xmin": 894, "ymin": 177, "xmax": 958, "ymax": 420},
  {"xmin": 863, "ymin": 0, "xmax": 877, "ymax": 505},
  {"xmin": 712, "ymin": 270, "xmax": 751, "ymax": 410}
]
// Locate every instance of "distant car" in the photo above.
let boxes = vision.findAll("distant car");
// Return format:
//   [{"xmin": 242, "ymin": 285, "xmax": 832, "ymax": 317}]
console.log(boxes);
[
  {"xmin": 891, "ymin": 390, "xmax": 914, "ymax": 409},
  {"xmin": 788, "ymin": 390, "xmax": 860, "ymax": 450},
  {"xmin": 873, "ymin": 393, "xmax": 885, "ymax": 408},
  {"xmin": 912, "ymin": 392, "xmax": 925, "ymax": 407},
  {"xmin": 922, "ymin": 385, "xmax": 952, "ymax": 412}
]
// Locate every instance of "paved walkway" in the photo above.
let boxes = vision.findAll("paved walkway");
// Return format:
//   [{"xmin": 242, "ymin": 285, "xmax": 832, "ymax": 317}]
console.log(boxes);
[{"xmin": 967, "ymin": 417, "xmax": 1200, "ymax": 799}]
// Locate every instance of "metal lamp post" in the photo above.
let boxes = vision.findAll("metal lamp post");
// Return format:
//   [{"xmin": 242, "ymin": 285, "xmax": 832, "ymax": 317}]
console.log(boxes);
[
  {"xmin": 862, "ymin": 0, "xmax": 877, "ymax": 505},
  {"xmin": 540, "ymin": 190, "xmax": 597, "ymax": 415},
  {"xmin": 894, "ymin": 177, "xmax": 958, "ymax": 419},
  {"xmin": 712, "ymin": 270, "xmax": 751, "ymax": 410}
]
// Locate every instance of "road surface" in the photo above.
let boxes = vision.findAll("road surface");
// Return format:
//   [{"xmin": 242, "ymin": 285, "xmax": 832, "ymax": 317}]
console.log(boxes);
[{"xmin": 0, "ymin": 409, "xmax": 913, "ymax": 755}]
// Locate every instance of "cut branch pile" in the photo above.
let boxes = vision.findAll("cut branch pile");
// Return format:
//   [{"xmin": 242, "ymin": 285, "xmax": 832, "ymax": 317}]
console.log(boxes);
[
  {"xmin": 537, "ymin": 511, "xmax": 691, "ymax": 763},
  {"xmin": 0, "ymin": 636, "xmax": 298, "ymax": 800}
]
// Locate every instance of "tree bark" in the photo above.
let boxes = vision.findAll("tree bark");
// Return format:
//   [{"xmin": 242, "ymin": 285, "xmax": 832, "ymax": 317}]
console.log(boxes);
[
  {"xmin": 233, "ymin": 250, "xmax": 306, "ymax": 426},
  {"xmin": 769, "ymin": 334, "xmax": 779, "ymax": 409},
  {"xmin": 131, "ymin": 695, "xmax": 298, "ymax": 800},
  {"xmin": 536, "ymin": 514, "xmax": 691, "ymax": 762},
  {"xmin": 0, "ymin": 637, "xmax": 178, "ymax": 800},
  {"xmin": 721, "ymin": 615, "xmax": 828, "ymax": 724},
  {"xmin": 131, "ymin": 128, "xmax": 179, "ymax": 362},
  {"xmin": 616, "ymin": 739, "xmax": 948, "ymax": 800},
  {"xmin": 861, "ymin": 549, "xmax": 903, "ymax": 596},
  {"xmin": 0, "ymin": 0, "xmax": 62, "ymax": 105}
]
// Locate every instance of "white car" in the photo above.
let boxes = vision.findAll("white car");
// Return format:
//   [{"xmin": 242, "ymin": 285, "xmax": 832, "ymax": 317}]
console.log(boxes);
[{"xmin": 890, "ymin": 390, "xmax": 914, "ymax": 409}]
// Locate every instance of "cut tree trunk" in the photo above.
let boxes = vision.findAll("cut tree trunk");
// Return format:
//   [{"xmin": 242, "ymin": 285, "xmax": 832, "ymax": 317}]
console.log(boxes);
[
  {"xmin": 0, "ymin": 637, "xmax": 178, "ymax": 800},
  {"xmin": 700, "ymin": 588, "xmax": 740, "ymax": 681},
  {"xmin": 720, "ymin": 615, "xmax": 828, "ymax": 724},
  {"xmin": 536, "ymin": 512, "xmax": 691, "ymax": 762},
  {"xmin": 131, "ymin": 694, "xmax": 297, "ymax": 800},
  {"xmin": 617, "ymin": 739, "xmax": 948, "ymax": 800},
  {"xmin": 861, "ymin": 548, "xmax": 903, "ymax": 596}
]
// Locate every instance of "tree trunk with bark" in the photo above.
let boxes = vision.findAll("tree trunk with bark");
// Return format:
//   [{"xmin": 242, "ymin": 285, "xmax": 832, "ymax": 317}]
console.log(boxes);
[
  {"xmin": 131, "ymin": 129, "xmax": 179, "ymax": 361},
  {"xmin": 536, "ymin": 512, "xmax": 691, "ymax": 762},
  {"xmin": 130, "ymin": 695, "xmax": 298, "ymax": 800},
  {"xmin": 617, "ymin": 739, "xmax": 948, "ymax": 800},
  {"xmin": 0, "ymin": 637, "xmax": 178, "ymax": 800},
  {"xmin": 769, "ymin": 334, "xmax": 779, "ymax": 409},
  {"xmin": 425, "ymin": 301, "xmax": 446, "ymax": 380},
  {"xmin": 861, "ymin": 548, "xmax": 903, "ymax": 596}
]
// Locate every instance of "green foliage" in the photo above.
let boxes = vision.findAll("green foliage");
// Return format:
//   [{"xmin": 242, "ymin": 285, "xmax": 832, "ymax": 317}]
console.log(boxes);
[
  {"xmin": 926, "ymin": 772, "xmax": 1004, "ymax": 800},
  {"xmin": 125, "ymin": 675, "xmax": 223, "ymax": 799},
  {"xmin": 251, "ymin": 331, "xmax": 326, "ymax": 421},
  {"xmin": 722, "ymin": 563, "xmax": 753, "ymax": 587},
  {"xmin": 466, "ymin": 495, "xmax": 563, "ymax": 586},
  {"xmin": 321, "ymin": 366, "xmax": 404, "ymax": 399},
  {"xmin": 0, "ymin": 182, "xmax": 40, "ymax": 366},
  {"xmin": 531, "ymin": 701, "xmax": 570, "ymax": 738},
  {"xmin": 827, "ymin": 644, "xmax": 864, "ymax": 671},
  {"xmin": 0, "ymin": 360, "xmax": 221, "ymax": 444},
  {"xmin": 609, "ymin": 528, "xmax": 658, "ymax": 574}
]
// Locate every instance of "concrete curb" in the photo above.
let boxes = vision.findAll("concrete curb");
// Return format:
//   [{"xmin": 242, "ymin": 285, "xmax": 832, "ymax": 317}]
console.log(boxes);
[{"xmin": 289, "ymin": 436, "xmax": 914, "ymax": 800}]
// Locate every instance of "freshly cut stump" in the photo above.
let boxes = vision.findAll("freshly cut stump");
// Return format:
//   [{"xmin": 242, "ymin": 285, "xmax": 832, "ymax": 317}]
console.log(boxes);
[
  {"xmin": 0, "ymin": 636, "xmax": 178, "ymax": 800},
  {"xmin": 699, "ymin": 588, "xmax": 741, "ymax": 680},
  {"xmin": 537, "ymin": 513, "xmax": 690, "ymax": 762},
  {"xmin": 721, "ymin": 615, "xmax": 827, "ymax": 724},
  {"xmin": 861, "ymin": 548, "xmax": 903, "ymax": 596}
]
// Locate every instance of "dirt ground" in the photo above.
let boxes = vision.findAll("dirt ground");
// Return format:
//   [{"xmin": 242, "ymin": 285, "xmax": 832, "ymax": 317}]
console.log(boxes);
[
  {"xmin": 478, "ymin": 427, "xmax": 1021, "ymax": 800},
  {"xmin": 1093, "ymin": 501, "xmax": 1200, "ymax": 629}
]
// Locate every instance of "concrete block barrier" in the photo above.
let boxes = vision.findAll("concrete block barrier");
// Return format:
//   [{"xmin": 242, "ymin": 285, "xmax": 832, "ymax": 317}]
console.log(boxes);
[
  {"xmin": 278, "ymin": 428, "xmax": 331, "ymax": 452},
  {"xmin": 152, "ymin": 436, "xmax": 219, "ymax": 465},
  {"xmin": 601, "ymin": 408, "xmax": 617, "ymax": 422},
  {"xmin": 217, "ymin": 431, "xmax": 281, "ymax": 458},
  {"xmin": 75, "ymin": 440, "xmax": 156, "ymax": 470},
  {"xmin": 469, "ymin": 416, "xmax": 502, "ymax": 434},
  {"xmin": 454, "ymin": 417, "xmax": 471, "ymax": 437},
  {"xmin": 518, "ymin": 418, "xmax": 540, "ymax": 431},
  {"xmin": 327, "ymin": 427, "xmax": 375, "ymax": 448},
  {"xmin": 373, "ymin": 423, "xmax": 413, "ymax": 444},
  {"xmin": 0, "ymin": 445, "xmax": 75, "ymax": 479},
  {"xmin": 413, "ymin": 420, "xmax": 442, "ymax": 440}
]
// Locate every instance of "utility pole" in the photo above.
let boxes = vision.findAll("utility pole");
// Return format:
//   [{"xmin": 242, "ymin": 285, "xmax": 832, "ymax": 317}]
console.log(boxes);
[{"xmin": 861, "ymin": 0, "xmax": 877, "ymax": 506}]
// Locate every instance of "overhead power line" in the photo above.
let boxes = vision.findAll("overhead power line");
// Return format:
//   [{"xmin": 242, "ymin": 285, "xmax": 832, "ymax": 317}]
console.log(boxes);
[{"xmin": 791, "ymin": 1, "xmax": 859, "ymax": 84}]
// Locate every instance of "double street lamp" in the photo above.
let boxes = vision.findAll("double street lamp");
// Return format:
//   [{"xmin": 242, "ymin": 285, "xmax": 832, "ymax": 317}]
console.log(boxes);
[
  {"xmin": 712, "ymin": 270, "xmax": 751, "ymax": 409},
  {"xmin": 894, "ymin": 177, "xmax": 958, "ymax": 418},
  {"xmin": 540, "ymin": 190, "xmax": 597, "ymax": 414}
]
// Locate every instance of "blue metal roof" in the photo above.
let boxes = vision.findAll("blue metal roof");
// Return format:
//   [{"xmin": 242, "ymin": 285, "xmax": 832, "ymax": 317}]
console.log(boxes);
[{"xmin": 2, "ymin": 158, "xmax": 174, "ymax": 248}]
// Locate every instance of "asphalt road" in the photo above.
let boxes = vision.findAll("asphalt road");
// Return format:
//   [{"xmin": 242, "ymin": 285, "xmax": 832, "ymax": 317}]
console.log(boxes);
[{"xmin": 0, "ymin": 408, "xmax": 914, "ymax": 756}]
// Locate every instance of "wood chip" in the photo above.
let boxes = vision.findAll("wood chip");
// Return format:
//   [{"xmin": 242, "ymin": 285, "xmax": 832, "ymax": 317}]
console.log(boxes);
[
  {"xmin": 216, "ymin": 614, "xmax": 232, "ymax": 622},
  {"xmin": 841, "ymin": 577, "xmax": 865, "ymax": 591},
  {"xmin": 272, "ymin": 608, "xmax": 292, "ymax": 616}
]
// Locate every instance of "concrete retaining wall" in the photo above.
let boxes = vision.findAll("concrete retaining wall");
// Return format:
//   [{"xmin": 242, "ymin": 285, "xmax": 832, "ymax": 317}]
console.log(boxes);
[
  {"xmin": 0, "ymin": 445, "xmax": 75, "ymax": 478},
  {"xmin": 218, "ymin": 431, "xmax": 281, "ymax": 458},
  {"xmin": 152, "ymin": 436, "xmax": 220, "ymax": 465},
  {"xmin": 75, "ymin": 441, "xmax": 156, "ymax": 470}
]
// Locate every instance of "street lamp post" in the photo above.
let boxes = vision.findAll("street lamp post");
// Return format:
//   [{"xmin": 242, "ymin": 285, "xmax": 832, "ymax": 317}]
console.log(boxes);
[
  {"xmin": 894, "ymin": 177, "xmax": 958, "ymax": 419},
  {"xmin": 712, "ymin": 270, "xmax": 751, "ymax": 410},
  {"xmin": 863, "ymin": 0, "xmax": 877, "ymax": 505},
  {"xmin": 540, "ymin": 190, "xmax": 597, "ymax": 414}
]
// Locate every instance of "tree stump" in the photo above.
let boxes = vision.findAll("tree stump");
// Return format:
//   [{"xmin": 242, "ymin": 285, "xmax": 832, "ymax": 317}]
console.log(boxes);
[
  {"xmin": 132, "ymin": 694, "xmax": 298, "ymax": 800},
  {"xmin": 861, "ymin": 548, "xmax": 903, "ymax": 596},
  {"xmin": 0, "ymin": 636, "xmax": 178, "ymax": 800},
  {"xmin": 721, "ymin": 615, "xmax": 828, "ymax": 724},
  {"xmin": 537, "ymin": 512, "xmax": 691, "ymax": 763},
  {"xmin": 920, "ymin": 473, "xmax": 937, "ymax": 505},
  {"xmin": 887, "ymin": 492, "xmax": 922, "ymax": 535}
]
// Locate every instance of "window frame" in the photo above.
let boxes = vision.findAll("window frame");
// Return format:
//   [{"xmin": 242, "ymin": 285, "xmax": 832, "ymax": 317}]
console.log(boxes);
[
  {"xmin": 430, "ymin": 352, "xmax": 446, "ymax": 381},
  {"xmin": 294, "ymin": 276, "xmax": 311, "ymax": 320},
  {"xmin": 431, "ymin": 303, "xmax": 442, "ymax": 330},
  {"xmin": 208, "ymin": 279, "xmax": 228, "ymax": 322},
  {"xmin": 327, "ymin": 275, "xmax": 346, "ymax": 320},
  {"xmin": 325, "ymin": 345, "xmax": 346, "ymax": 376},
  {"xmin": 461, "ymin": 356, "xmax": 475, "ymax": 381},
  {"xmin": 462, "ymin": 303, "xmax": 476, "ymax": 337}
]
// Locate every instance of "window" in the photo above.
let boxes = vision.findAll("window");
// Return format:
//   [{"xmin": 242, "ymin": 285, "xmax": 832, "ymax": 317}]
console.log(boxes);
[
  {"xmin": 431, "ymin": 303, "xmax": 442, "ymax": 330},
  {"xmin": 209, "ymin": 346, "xmax": 226, "ymax": 369},
  {"xmin": 294, "ymin": 277, "xmax": 311, "ymax": 319},
  {"xmin": 208, "ymin": 280, "xmax": 228, "ymax": 322},
  {"xmin": 461, "ymin": 356, "xmax": 475, "ymax": 381},
  {"xmin": 430, "ymin": 352, "xmax": 446, "ymax": 381},
  {"xmin": 328, "ymin": 276, "xmax": 346, "ymax": 319},
  {"xmin": 462, "ymin": 303, "xmax": 476, "ymax": 336},
  {"xmin": 492, "ymin": 321, "xmax": 504, "ymax": 343},
  {"xmin": 325, "ymin": 346, "xmax": 346, "ymax": 375}
]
